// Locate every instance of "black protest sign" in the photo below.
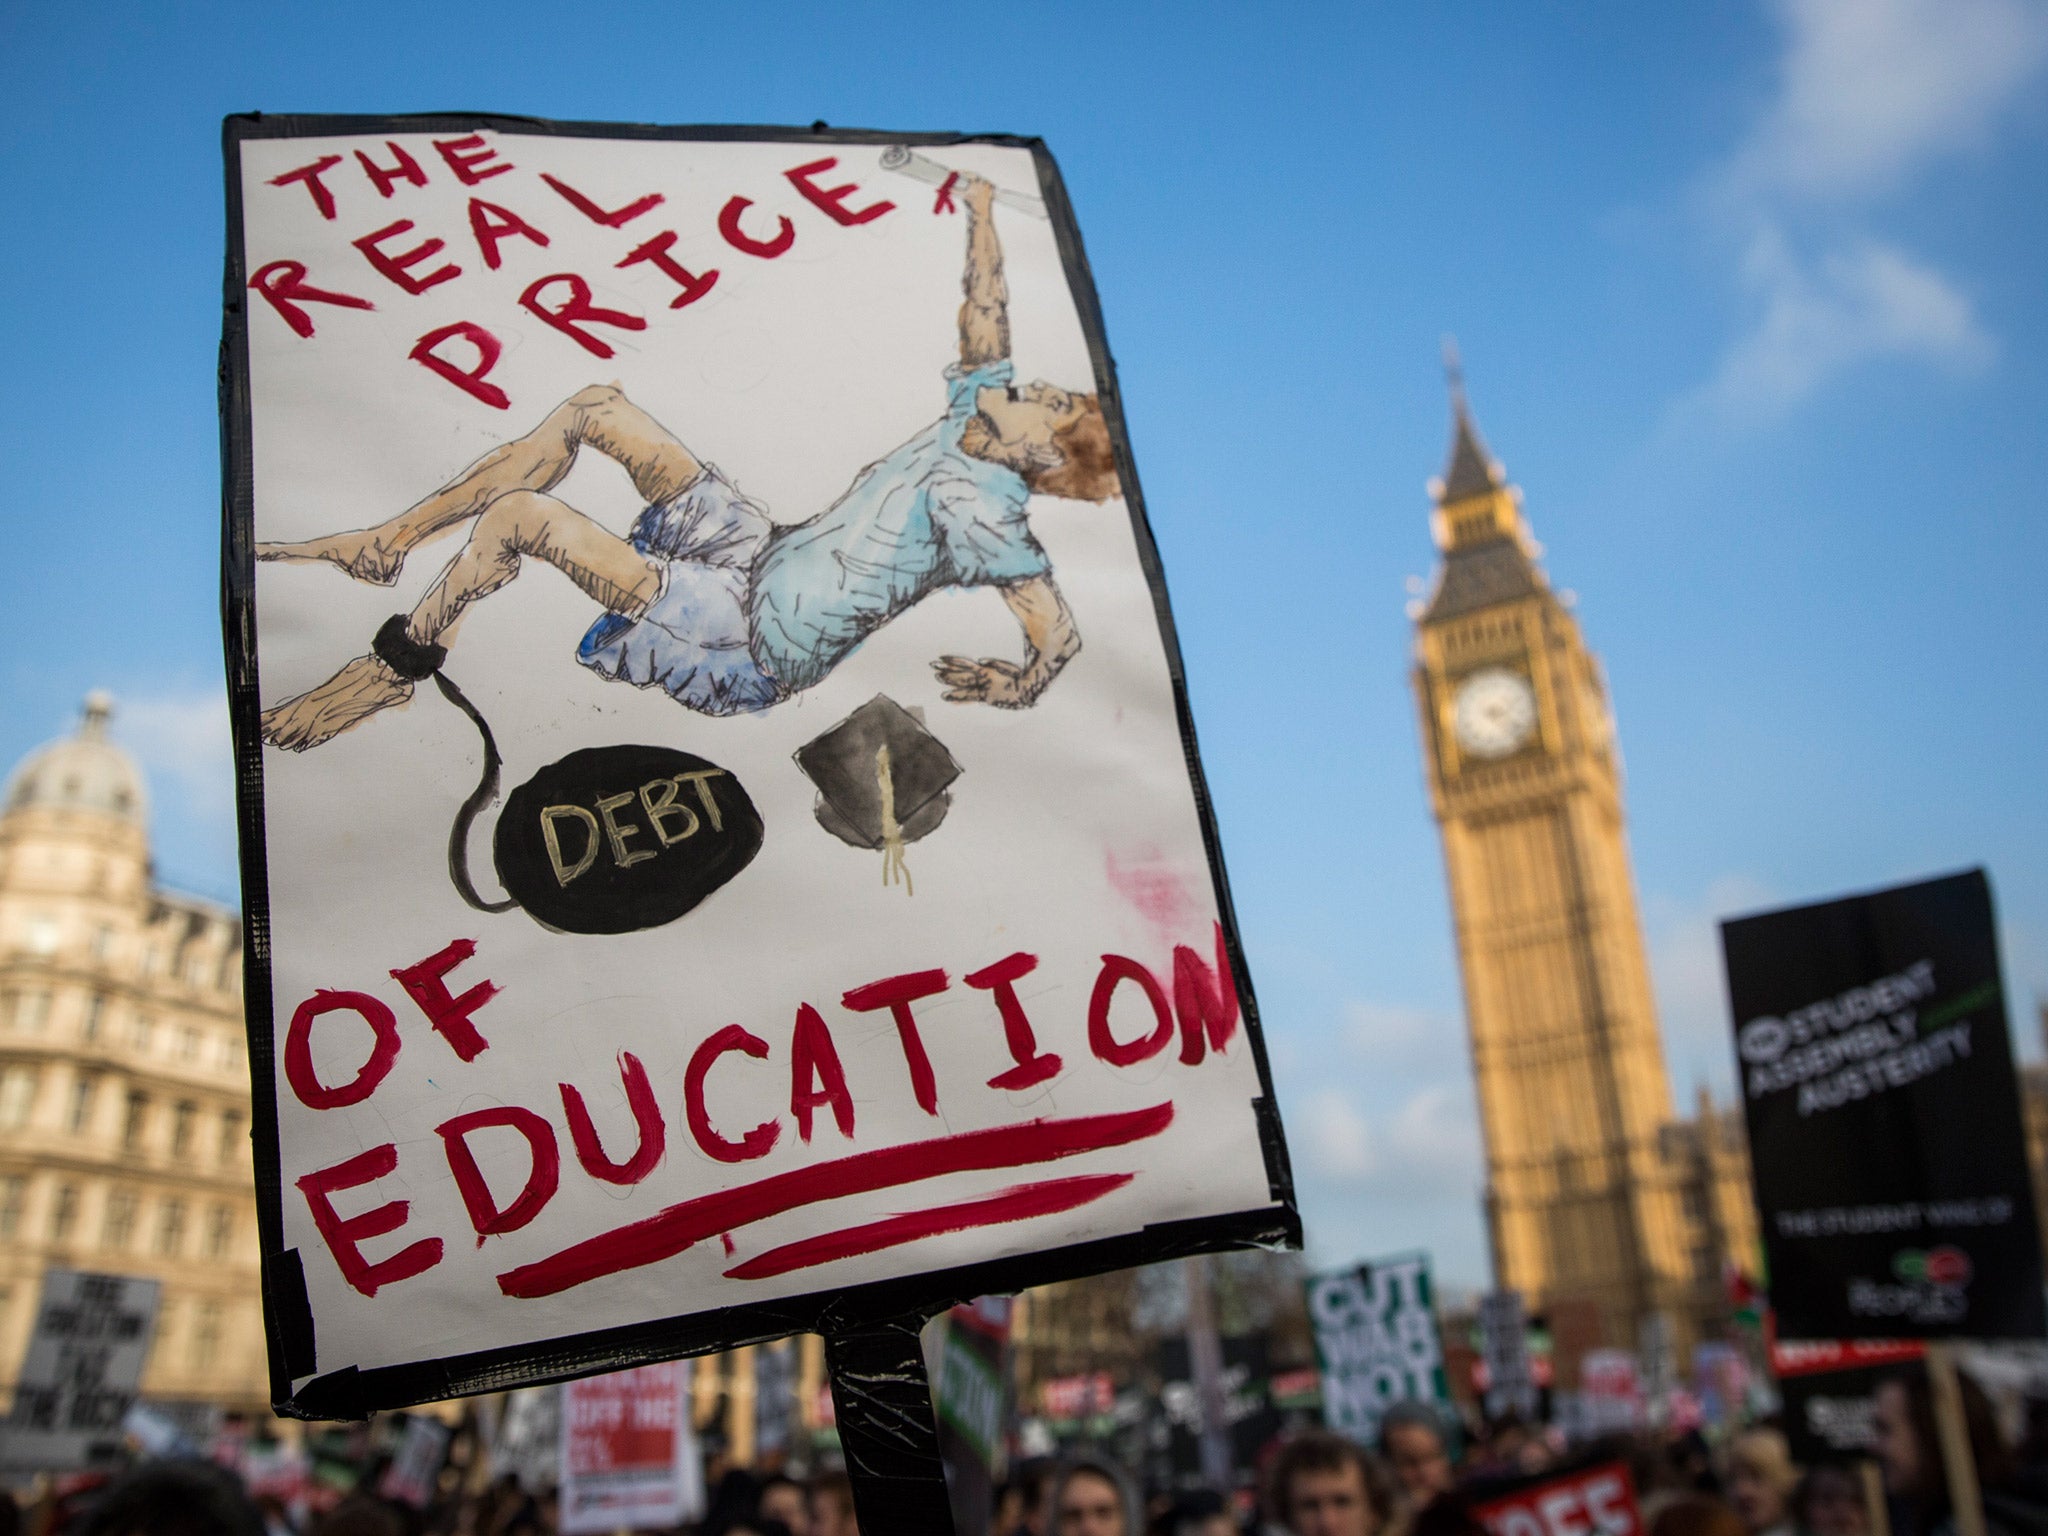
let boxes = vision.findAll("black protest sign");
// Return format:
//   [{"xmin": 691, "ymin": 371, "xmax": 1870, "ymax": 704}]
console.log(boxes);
[
  {"xmin": 1769, "ymin": 1336, "xmax": 1926, "ymax": 1465},
  {"xmin": 1150, "ymin": 1334, "xmax": 1286, "ymax": 1486},
  {"xmin": 1722, "ymin": 869, "xmax": 2044, "ymax": 1340},
  {"xmin": 222, "ymin": 115, "xmax": 1296, "ymax": 1444}
]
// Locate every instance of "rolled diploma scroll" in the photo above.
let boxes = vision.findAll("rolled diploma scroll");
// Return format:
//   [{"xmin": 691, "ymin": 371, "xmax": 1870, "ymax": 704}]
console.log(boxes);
[{"xmin": 879, "ymin": 146, "xmax": 1048, "ymax": 219}]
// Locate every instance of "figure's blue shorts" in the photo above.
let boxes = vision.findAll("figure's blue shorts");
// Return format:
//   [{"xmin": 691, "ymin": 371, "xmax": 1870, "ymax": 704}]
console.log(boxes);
[{"xmin": 576, "ymin": 467, "xmax": 784, "ymax": 717}]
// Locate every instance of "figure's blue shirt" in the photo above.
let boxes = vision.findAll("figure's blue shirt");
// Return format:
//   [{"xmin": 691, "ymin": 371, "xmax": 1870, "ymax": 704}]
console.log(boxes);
[{"xmin": 748, "ymin": 359, "xmax": 1049, "ymax": 692}]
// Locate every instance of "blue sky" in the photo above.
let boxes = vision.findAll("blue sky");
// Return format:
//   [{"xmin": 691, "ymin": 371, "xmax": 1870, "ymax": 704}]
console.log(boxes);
[{"xmin": 3, "ymin": 0, "xmax": 2045, "ymax": 1289}]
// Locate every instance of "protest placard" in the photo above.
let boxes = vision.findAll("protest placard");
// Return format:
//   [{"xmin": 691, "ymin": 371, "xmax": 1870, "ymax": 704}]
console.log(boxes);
[
  {"xmin": 932, "ymin": 1297, "xmax": 1012, "ymax": 1536},
  {"xmin": 1479, "ymin": 1290, "xmax": 1537, "ymax": 1421},
  {"xmin": 222, "ymin": 116, "xmax": 1295, "ymax": 1529},
  {"xmin": 560, "ymin": 1362, "xmax": 702, "ymax": 1534},
  {"xmin": 1721, "ymin": 869, "xmax": 2044, "ymax": 1340},
  {"xmin": 1305, "ymin": 1253, "xmax": 1450, "ymax": 1444},
  {"xmin": 1769, "ymin": 1335, "xmax": 1925, "ymax": 1463},
  {"xmin": 377, "ymin": 1414, "xmax": 451, "ymax": 1509},
  {"xmin": 0, "ymin": 1270, "xmax": 160, "ymax": 1474}
]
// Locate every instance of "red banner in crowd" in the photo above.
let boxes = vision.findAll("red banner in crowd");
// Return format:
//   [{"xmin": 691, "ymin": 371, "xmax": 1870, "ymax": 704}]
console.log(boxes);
[
  {"xmin": 1474, "ymin": 1462, "xmax": 1643, "ymax": 1536},
  {"xmin": 1768, "ymin": 1335, "xmax": 1924, "ymax": 1378}
]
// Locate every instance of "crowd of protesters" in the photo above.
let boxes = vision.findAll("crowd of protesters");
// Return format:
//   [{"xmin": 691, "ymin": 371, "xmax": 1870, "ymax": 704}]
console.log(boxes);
[{"xmin": 8, "ymin": 1365, "xmax": 2048, "ymax": 1536}]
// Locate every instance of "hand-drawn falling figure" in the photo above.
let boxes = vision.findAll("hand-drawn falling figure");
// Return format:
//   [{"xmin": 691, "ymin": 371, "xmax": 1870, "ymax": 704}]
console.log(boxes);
[
  {"xmin": 255, "ymin": 172, "xmax": 1117, "ymax": 755},
  {"xmin": 796, "ymin": 696, "xmax": 961, "ymax": 894}
]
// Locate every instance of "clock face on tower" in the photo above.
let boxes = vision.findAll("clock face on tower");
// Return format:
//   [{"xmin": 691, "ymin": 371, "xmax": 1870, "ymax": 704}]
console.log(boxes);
[{"xmin": 1453, "ymin": 667, "xmax": 1537, "ymax": 759}]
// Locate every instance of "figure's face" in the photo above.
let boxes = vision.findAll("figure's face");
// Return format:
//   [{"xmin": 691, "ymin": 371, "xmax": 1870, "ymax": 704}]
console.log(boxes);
[
  {"xmin": 975, "ymin": 380, "xmax": 1085, "ymax": 462},
  {"xmin": 1056, "ymin": 1471, "xmax": 1125, "ymax": 1536},
  {"xmin": 1287, "ymin": 1464, "xmax": 1375, "ymax": 1536}
]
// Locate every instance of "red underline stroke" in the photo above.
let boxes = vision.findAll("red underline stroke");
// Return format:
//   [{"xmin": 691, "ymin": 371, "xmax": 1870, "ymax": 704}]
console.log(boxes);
[
  {"xmin": 496, "ymin": 1102, "xmax": 1174, "ymax": 1298},
  {"xmin": 722, "ymin": 1171, "xmax": 1136, "ymax": 1280}
]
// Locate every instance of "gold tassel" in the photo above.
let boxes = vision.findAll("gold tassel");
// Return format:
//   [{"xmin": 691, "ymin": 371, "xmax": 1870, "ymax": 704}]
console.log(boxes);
[{"xmin": 877, "ymin": 743, "xmax": 912, "ymax": 896}]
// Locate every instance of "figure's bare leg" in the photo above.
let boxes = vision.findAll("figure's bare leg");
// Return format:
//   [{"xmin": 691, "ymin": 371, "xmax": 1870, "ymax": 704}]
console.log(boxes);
[
  {"xmin": 256, "ymin": 385, "xmax": 705, "ymax": 586},
  {"xmin": 261, "ymin": 491, "xmax": 662, "ymax": 752},
  {"xmin": 404, "ymin": 490, "xmax": 661, "ymax": 645}
]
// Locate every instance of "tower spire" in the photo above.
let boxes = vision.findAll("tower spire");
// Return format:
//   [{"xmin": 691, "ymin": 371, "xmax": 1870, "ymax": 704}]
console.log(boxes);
[{"xmin": 1438, "ymin": 337, "xmax": 1503, "ymax": 505}]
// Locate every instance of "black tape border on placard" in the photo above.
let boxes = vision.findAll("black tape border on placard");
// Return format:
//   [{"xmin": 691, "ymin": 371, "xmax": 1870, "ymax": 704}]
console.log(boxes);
[{"xmin": 219, "ymin": 112, "xmax": 1300, "ymax": 1421}]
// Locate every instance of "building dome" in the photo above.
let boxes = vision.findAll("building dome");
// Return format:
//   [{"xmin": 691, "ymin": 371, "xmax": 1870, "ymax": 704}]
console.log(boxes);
[{"xmin": 3, "ymin": 693, "xmax": 149, "ymax": 826}]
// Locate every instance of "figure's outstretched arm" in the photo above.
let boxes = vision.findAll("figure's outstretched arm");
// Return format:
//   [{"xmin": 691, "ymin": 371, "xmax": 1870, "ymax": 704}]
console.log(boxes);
[
  {"xmin": 957, "ymin": 176, "xmax": 1009, "ymax": 368},
  {"xmin": 932, "ymin": 575, "xmax": 1079, "ymax": 708}
]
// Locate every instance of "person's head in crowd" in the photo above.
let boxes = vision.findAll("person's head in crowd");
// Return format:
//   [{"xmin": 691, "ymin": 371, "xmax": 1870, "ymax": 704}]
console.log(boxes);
[
  {"xmin": 1649, "ymin": 1496, "xmax": 1750, "ymax": 1536},
  {"xmin": 1381, "ymin": 1403, "xmax": 1457, "ymax": 1506},
  {"xmin": 76, "ymin": 1461, "xmax": 266, "ymax": 1536},
  {"xmin": 1727, "ymin": 1429, "xmax": 1800, "ymax": 1536},
  {"xmin": 498, "ymin": 1489, "xmax": 552, "ymax": 1536},
  {"xmin": 251, "ymin": 1494, "xmax": 294, "ymax": 1536},
  {"xmin": 1269, "ymin": 1430, "xmax": 1395, "ymax": 1536},
  {"xmin": 1481, "ymin": 1418, "xmax": 1532, "ymax": 1477},
  {"xmin": 1408, "ymin": 1492, "xmax": 1492, "ymax": 1536},
  {"xmin": 702, "ymin": 1467, "xmax": 767, "ymax": 1536},
  {"xmin": 1875, "ymin": 1367, "xmax": 2013, "ymax": 1516},
  {"xmin": 309, "ymin": 1498, "xmax": 403, "ymax": 1536},
  {"xmin": 1795, "ymin": 1458, "xmax": 1871, "ymax": 1536},
  {"xmin": 1154, "ymin": 1488, "xmax": 1234, "ymax": 1536},
  {"xmin": 1669, "ymin": 1430, "xmax": 1722, "ymax": 1497},
  {"xmin": 2020, "ymin": 1394, "xmax": 2048, "ymax": 1468},
  {"xmin": 1000, "ymin": 1461, "xmax": 1058, "ymax": 1536},
  {"xmin": 1051, "ymin": 1459, "xmax": 1135, "ymax": 1536},
  {"xmin": 759, "ymin": 1473, "xmax": 810, "ymax": 1536},
  {"xmin": 809, "ymin": 1471, "xmax": 860, "ymax": 1536},
  {"xmin": 0, "ymin": 1490, "xmax": 19, "ymax": 1536}
]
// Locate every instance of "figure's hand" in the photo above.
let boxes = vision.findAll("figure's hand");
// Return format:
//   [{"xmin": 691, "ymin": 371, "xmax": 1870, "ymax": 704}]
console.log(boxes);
[
  {"xmin": 934, "ymin": 654, "xmax": 1035, "ymax": 708},
  {"xmin": 959, "ymin": 174, "xmax": 997, "ymax": 217}
]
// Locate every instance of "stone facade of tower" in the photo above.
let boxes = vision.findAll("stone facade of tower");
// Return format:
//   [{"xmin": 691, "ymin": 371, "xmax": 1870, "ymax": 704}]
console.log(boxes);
[
  {"xmin": 1410, "ymin": 393, "xmax": 1714, "ymax": 1367},
  {"xmin": 0, "ymin": 697, "xmax": 269, "ymax": 1422}
]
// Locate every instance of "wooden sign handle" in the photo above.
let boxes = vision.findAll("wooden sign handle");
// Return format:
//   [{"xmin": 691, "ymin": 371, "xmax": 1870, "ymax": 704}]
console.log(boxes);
[{"xmin": 1927, "ymin": 1343, "xmax": 1987, "ymax": 1536}]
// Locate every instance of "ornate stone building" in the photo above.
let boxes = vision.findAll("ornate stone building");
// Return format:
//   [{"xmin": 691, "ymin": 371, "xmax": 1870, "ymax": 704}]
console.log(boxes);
[
  {"xmin": 1410, "ymin": 384, "xmax": 1755, "ymax": 1370},
  {"xmin": 0, "ymin": 697, "xmax": 268, "ymax": 1421}
]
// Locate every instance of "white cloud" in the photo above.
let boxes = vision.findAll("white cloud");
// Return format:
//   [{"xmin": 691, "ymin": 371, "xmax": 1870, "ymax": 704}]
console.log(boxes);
[
  {"xmin": 1297, "ymin": 1081, "xmax": 1481, "ymax": 1198},
  {"xmin": 1302, "ymin": 1088, "xmax": 1375, "ymax": 1179},
  {"xmin": 1699, "ymin": 229, "xmax": 1992, "ymax": 417},
  {"xmin": 1721, "ymin": 0, "xmax": 2048, "ymax": 204},
  {"xmin": 2003, "ymin": 918, "xmax": 2048, "ymax": 1065},
  {"xmin": 1382, "ymin": 1085, "xmax": 1483, "ymax": 1189},
  {"xmin": 117, "ymin": 687, "xmax": 236, "ymax": 834},
  {"xmin": 1644, "ymin": 873, "xmax": 1777, "ymax": 1102},
  {"xmin": 1685, "ymin": 0, "xmax": 2045, "ymax": 420},
  {"xmin": 1285, "ymin": 992, "xmax": 1489, "ymax": 1278},
  {"xmin": 1341, "ymin": 998, "xmax": 1461, "ymax": 1067}
]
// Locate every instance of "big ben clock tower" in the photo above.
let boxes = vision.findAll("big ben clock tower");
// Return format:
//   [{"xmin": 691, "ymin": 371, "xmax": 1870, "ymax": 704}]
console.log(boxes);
[{"xmin": 1412, "ymin": 369, "xmax": 1692, "ymax": 1357}]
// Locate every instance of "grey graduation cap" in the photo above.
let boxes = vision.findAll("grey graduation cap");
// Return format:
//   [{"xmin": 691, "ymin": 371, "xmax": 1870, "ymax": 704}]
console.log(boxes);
[{"xmin": 794, "ymin": 695, "xmax": 962, "ymax": 850}]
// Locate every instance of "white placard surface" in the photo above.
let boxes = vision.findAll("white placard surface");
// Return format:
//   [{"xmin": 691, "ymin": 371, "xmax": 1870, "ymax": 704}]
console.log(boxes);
[{"xmin": 225, "ymin": 119, "xmax": 1291, "ymax": 1413}]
